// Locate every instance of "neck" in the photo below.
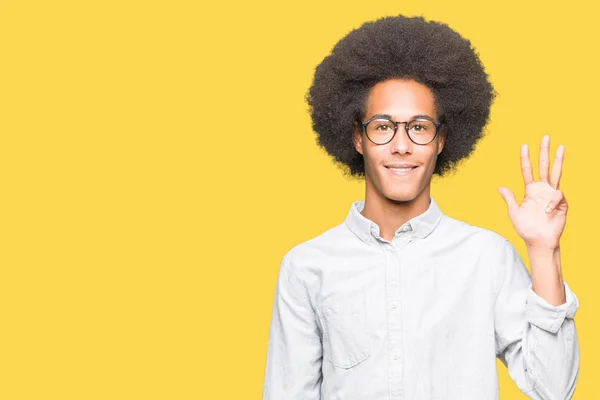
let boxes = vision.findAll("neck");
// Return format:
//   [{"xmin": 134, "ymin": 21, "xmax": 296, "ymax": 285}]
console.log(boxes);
[{"xmin": 360, "ymin": 184, "xmax": 431, "ymax": 242}]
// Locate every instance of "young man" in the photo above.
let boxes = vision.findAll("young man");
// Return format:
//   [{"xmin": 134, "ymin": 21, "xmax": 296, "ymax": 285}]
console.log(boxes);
[{"xmin": 262, "ymin": 15, "xmax": 579, "ymax": 400}]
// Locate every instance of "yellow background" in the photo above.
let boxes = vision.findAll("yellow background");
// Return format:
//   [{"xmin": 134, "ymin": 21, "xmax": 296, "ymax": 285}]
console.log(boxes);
[{"xmin": 1, "ymin": 0, "xmax": 597, "ymax": 398}]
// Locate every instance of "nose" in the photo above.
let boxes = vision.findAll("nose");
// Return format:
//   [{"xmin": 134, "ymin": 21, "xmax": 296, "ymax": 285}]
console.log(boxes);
[{"xmin": 389, "ymin": 123, "xmax": 413, "ymax": 155}]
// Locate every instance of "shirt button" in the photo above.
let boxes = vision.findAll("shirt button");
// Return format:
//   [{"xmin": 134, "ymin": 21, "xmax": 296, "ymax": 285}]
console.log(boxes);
[
  {"xmin": 393, "ymin": 354, "xmax": 399, "ymax": 360},
  {"xmin": 391, "ymin": 301, "xmax": 398, "ymax": 309}
]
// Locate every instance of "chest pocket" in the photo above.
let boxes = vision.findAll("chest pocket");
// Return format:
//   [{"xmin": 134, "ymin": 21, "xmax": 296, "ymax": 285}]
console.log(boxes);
[{"xmin": 317, "ymin": 295, "xmax": 371, "ymax": 369}]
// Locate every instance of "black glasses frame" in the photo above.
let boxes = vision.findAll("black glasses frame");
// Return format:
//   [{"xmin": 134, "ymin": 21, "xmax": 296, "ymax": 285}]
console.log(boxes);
[{"xmin": 360, "ymin": 116, "xmax": 442, "ymax": 145}]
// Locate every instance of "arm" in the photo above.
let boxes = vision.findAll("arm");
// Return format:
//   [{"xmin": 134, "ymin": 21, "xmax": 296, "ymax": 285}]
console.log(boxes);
[
  {"xmin": 262, "ymin": 256, "xmax": 323, "ymax": 399},
  {"xmin": 528, "ymin": 246, "xmax": 565, "ymax": 306},
  {"xmin": 496, "ymin": 136, "xmax": 580, "ymax": 398},
  {"xmin": 494, "ymin": 239, "xmax": 580, "ymax": 399}
]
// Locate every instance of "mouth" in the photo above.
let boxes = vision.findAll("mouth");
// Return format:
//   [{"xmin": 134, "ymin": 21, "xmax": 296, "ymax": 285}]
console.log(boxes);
[{"xmin": 385, "ymin": 165, "xmax": 418, "ymax": 176}]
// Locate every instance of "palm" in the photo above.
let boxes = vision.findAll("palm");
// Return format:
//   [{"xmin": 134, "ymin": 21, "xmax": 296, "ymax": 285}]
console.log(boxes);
[{"xmin": 498, "ymin": 135, "xmax": 568, "ymax": 249}]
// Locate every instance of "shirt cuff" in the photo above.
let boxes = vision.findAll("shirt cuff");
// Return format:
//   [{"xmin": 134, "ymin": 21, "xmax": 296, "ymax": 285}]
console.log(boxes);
[{"xmin": 525, "ymin": 281, "xmax": 579, "ymax": 333}]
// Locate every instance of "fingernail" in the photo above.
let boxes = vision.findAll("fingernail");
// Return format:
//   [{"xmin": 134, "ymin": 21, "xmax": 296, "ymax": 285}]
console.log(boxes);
[{"xmin": 545, "ymin": 206, "xmax": 551, "ymax": 213}]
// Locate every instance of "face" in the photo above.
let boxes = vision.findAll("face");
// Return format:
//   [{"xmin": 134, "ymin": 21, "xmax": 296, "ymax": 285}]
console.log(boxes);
[{"xmin": 353, "ymin": 79, "xmax": 445, "ymax": 205}]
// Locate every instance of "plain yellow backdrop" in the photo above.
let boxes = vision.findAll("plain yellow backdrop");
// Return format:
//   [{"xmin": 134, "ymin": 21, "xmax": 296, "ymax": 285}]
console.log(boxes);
[{"xmin": 0, "ymin": 0, "xmax": 598, "ymax": 398}]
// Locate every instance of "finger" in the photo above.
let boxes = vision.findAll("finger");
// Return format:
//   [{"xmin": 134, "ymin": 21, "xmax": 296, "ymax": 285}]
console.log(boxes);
[
  {"xmin": 545, "ymin": 189, "xmax": 565, "ymax": 213},
  {"xmin": 549, "ymin": 144, "xmax": 565, "ymax": 189},
  {"xmin": 539, "ymin": 135, "xmax": 550, "ymax": 183},
  {"xmin": 520, "ymin": 144, "xmax": 534, "ymax": 186},
  {"xmin": 498, "ymin": 186, "xmax": 518, "ymax": 212}
]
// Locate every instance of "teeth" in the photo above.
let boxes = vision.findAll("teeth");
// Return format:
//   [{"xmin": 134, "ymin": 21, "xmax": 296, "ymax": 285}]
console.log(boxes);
[{"xmin": 389, "ymin": 167, "xmax": 414, "ymax": 172}]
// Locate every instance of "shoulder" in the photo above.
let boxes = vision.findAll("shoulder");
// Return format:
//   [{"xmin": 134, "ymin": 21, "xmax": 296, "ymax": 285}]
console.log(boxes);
[
  {"xmin": 436, "ymin": 213, "xmax": 510, "ymax": 253},
  {"xmin": 283, "ymin": 222, "xmax": 350, "ymax": 267},
  {"xmin": 436, "ymin": 215, "xmax": 523, "ymax": 288}
]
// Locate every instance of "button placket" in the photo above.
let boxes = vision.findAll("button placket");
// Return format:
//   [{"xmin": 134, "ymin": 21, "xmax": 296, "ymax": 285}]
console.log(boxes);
[{"xmin": 384, "ymin": 245, "xmax": 405, "ymax": 399}]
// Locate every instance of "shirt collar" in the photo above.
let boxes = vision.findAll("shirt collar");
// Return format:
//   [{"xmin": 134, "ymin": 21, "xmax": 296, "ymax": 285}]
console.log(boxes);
[{"xmin": 344, "ymin": 196, "xmax": 443, "ymax": 245}]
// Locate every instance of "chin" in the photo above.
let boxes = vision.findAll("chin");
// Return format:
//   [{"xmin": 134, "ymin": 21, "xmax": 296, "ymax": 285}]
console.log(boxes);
[{"xmin": 385, "ymin": 191, "xmax": 418, "ymax": 203}]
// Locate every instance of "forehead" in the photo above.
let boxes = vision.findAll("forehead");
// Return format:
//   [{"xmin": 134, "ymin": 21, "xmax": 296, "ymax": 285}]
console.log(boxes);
[{"xmin": 364, "ymin": 79, "xmax": 437, "ymax": 119}]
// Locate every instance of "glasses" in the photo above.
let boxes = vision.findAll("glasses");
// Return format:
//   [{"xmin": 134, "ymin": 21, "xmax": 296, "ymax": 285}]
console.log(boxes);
[{"xmin": 360, "ymin": 116, "xmax": 442, "ymax": 145}]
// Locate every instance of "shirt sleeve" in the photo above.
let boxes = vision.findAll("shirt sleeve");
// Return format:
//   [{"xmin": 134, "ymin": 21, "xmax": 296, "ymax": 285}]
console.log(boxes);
[
  {"xmin": 262, "ymin": 255, "xmax": 323, "ymax": 399},
  {"xmin": 494, "ymin": 238, "xmax": 580, "ymax": 400}
]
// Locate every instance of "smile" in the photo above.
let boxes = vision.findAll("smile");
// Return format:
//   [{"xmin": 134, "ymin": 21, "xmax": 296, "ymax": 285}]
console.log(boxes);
[{"xmin": 386, "ymin": 166, "xmax": 417, "ymax": 176}]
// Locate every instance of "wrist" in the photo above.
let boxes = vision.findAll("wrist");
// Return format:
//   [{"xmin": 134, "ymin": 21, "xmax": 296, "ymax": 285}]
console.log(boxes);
[
  {"xmin": 526, "ymin": 244, "xmax": 560, "ymax": 263},
  {"xmin": 525, "ymin": 241, "xmax": 560, "ymax": 254}
]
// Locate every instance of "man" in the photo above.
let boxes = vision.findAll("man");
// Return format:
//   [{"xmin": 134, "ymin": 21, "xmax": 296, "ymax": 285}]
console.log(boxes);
[{"xmin": 262, "ymin": 15, "xmax": 579, "ymax": 399}]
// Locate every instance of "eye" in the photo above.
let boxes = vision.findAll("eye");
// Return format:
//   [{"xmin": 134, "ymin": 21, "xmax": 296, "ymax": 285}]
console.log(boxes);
[
  {"xmin": 408, "ymin": 119, "xmax": 434, "ymax": 134},
  {"xmin": 370, "ymin": 120, "xmax": 394, "ymax": 131}
]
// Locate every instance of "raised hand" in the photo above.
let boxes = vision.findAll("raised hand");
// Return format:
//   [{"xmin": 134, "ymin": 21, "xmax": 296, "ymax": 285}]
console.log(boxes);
[{"xmin": 497, "ymin": 135, "xmax": 568, "ymax": 250}]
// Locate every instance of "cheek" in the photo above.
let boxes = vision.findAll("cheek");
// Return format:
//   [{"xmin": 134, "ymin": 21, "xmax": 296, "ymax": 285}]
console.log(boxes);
[
  {"xmin": 361, "ymin": 150, "xmax": 382, "ymax": 181},
  {"xmin": 426, "ymin": 145, "xmax": 440, "ymax": 159},
  {"xmin": 366, "ymin": 149, "xmax": 387, "ymax": 172},
  {"xmin": 363, "ymin": 146, "xmax": 380, "ymax": 163}
]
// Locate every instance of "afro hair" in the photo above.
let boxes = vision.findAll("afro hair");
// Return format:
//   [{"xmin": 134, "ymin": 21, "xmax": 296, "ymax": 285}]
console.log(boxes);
[{"xmin": 306, "ymin": 15, "xmax": 496, "ymax": 178}]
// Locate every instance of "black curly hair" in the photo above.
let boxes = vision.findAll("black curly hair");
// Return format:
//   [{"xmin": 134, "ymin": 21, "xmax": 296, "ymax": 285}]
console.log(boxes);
[{"xmin": 306, "ymin": 15, "xmax": 496, "ymax": 178}]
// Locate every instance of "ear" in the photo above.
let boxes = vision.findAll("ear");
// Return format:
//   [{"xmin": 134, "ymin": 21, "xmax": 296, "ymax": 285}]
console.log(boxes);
[
  {"xmin": 353, "ymin": 122, "xmax": 364, "ymax": 155},
  {"xmin": 436, "ymin": 131, "xmax": 445, "ymax": 155}
]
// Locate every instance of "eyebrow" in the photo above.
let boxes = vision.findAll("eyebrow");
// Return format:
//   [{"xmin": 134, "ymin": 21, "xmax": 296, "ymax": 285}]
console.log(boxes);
[{"xmin": 368, "ymin": 113, "xmax": 436, "ymax": 121}]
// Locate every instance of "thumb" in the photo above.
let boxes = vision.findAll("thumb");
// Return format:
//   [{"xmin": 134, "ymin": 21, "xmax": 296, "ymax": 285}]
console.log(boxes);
[{"xmin": 497, "ymin": 186, "xmax": 518, "ymax": 211}]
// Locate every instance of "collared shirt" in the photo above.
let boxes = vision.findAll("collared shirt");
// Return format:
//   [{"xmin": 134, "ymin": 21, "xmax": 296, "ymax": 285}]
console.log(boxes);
[{"xmin": 262, "ymin": 197, "xmax": 580, "ymax": 400}]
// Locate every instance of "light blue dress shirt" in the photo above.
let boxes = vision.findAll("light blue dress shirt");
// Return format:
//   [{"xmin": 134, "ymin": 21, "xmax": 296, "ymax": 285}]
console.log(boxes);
[{"xmin": 263, "ymin": 197, "xmax": 580, "ymax": 399}]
